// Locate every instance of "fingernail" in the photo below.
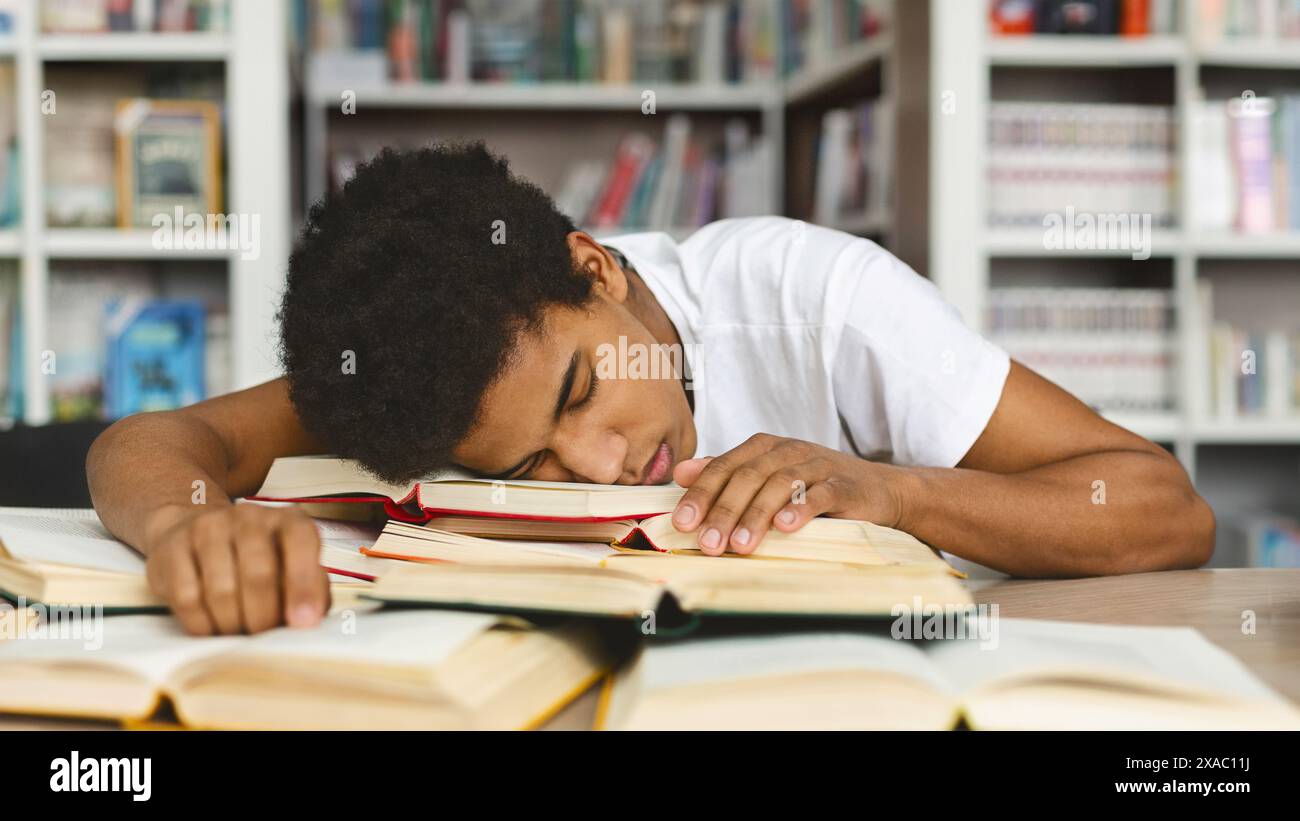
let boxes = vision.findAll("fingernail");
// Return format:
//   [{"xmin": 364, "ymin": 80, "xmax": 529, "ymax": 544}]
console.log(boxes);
[
  {"xmin": 673, "ymin": 504, "xmax": 696, "ymax": 527},
  {"xmin": 732, "ymin": 527, "xmax": 750, "ymax": 547},
  {"xmin": 289, "ymin": 603, "xmax": 320, "ymax": 628},
  {"xmin": 777, "ymin": 509, "xmax": 796, "ymax": 525},
  {"xmin": 700, "ymin": 528, "xmax": 721, "ymax": 550}
]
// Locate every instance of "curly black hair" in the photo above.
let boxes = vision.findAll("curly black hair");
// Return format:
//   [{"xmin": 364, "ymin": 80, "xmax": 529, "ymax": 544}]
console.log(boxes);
[{"xmin": 279, "ymin": 142, "xmax": 594, "ymax": 483}]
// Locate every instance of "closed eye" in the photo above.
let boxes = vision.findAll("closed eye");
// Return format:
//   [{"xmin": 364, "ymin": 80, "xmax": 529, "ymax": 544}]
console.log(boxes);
[
  {"xmin": 571, "ymin": 366, "xmax": 599, "ymax": 411},
  {"xmin": 507, "ymin": 367, "xmax": 599, "ymax": 480}
]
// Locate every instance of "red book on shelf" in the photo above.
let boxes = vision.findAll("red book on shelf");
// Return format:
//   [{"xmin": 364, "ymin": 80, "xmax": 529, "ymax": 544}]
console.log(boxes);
[
  {"xmin": 989, "ymin": 0, "xmax": 1037, "ymax": 35},
  {"xmin": 1120, "ymin": 0, "xmax": 1150, "ymax": 36},
  {"xmin": 589, "ymin": 134, "xmax": 656, "ymax": 228}
]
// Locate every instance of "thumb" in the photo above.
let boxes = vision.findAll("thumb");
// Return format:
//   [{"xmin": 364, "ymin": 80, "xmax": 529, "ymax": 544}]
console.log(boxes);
[{"xmin": 672, "ymin": 456, "xmax": 714, "ymax": 487}]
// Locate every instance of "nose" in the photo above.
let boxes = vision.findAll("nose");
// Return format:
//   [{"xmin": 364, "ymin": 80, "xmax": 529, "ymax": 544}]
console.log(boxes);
[{"xmin": 555, "ymin": 426, "xmax": 628, "ymax": 485}]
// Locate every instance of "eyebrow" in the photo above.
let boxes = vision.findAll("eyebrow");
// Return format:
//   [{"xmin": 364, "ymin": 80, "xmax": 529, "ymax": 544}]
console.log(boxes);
[
  {"xmin": 478, "ymin": 349, "xmax": 581, "ymax": 480},
  {"xmin": 553, "ymin": 350, "xmax": 581, "ymax": 423}
]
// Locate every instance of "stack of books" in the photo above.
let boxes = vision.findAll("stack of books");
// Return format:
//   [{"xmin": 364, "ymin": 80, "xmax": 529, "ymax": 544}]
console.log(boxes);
[
  {"xmin": 4, "ymin": 462, "xmax": 1299, "ymax": 729},
  {"xmin": 304, "ymin": 0, "xmax": 892, "ymax": 88},
  {"xmin": 987, "ymin": 102, "xmax": 1177, "ymax": 229},
  {"xmin": 988, "ymin": 287, "xmax": 1178, "ymax": 413},
  {"xmin": 249, "ymin": 455, "xmax": 971, "ymax": 627}
]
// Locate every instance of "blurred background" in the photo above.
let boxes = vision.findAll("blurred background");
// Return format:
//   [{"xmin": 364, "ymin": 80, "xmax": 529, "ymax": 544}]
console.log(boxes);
[{"xmin": 0, "ymin": 0, "xmax": 1297, "ymax": 568}]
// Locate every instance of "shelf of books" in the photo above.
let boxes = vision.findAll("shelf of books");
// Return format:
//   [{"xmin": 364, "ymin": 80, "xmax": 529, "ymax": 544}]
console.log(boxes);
[
  {"xmin": 0, "ymin": 0, "xmax": 290, "ymax": 428},
  {"xmin": 296, "ymin": 0, "xmax": 901, "ymax": 251},
  {"xmin": 932, "ymin": 0, "xmax": 1300, "ymax": 567}
]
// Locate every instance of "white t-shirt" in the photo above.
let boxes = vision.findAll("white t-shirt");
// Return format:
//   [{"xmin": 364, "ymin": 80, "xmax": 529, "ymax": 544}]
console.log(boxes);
[{"xmin": 603, "ymin": 217, "xmax": 1011, "ymax": 469}]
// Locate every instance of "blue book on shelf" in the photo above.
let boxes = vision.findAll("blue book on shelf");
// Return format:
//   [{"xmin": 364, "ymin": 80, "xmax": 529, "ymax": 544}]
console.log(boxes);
[
  {"xmin": 104, "ymin": 300, "xmax": 206, "ymax": 419},
  {"xmin": 0, "ymin": 139, "xmax": 20, "ymax": 228},
  {"xmin": 1252, "ymin": 519, "xmax": 1300, "ymax": 568}
]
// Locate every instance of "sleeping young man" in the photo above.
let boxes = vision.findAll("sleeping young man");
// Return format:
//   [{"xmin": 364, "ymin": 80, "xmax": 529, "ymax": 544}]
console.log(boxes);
[{"xmin": 86, "ymin": 143, "xmax": 1215, "ymax": 636}]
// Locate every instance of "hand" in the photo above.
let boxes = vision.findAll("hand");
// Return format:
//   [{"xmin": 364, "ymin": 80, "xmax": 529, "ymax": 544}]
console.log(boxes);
[
  {"xmin": 142, "ymin": 503, "xmax": 329, "ymax": 635},
  {"xmin": 670, "ymin": 433, "xmax": 910, "ymax": 556}
]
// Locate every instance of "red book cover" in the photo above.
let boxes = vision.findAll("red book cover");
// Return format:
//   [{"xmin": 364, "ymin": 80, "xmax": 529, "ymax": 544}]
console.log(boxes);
[
  {"xmin": 1120, "ymin": 0, "xmax": 1150, "ymax": 36},
  {"xmin": 590, "ymin": 136, "xmax": 654, "ymax": 227}
]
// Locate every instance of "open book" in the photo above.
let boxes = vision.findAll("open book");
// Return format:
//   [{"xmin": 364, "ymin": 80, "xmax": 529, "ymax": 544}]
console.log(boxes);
[
  {"xmin": 0, "ymin": 609, "xmax": 613, "ymax": 730},
  {"xmin": 0, "ymin": 508, "xmax": 394, "ymax": 611},
  {"xmin": 252, "ymin": 455, "xmax": 685, "ymax": 522},
  {"xmin": 360, "ymin": 514, "xmax": 969, "ymax": 626},
  {"xmin": 596, "ymin": 618, "xmax": 1300, "ymax": 730},
  {"xmin": 365, "ymin": 515, "xmax": 962, "ymax": 570}
]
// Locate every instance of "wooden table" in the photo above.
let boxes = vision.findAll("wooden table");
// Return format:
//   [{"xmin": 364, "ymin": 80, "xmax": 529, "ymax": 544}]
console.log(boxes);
[{"xmin": 5, "ymin": 569, "xmax": 1297, "ymax": 730}]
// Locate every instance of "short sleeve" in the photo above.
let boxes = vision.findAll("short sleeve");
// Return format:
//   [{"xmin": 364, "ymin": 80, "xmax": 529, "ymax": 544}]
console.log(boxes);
[{"xmin": 830, "ymin": 251, "xmax": 1010, "ymax": 468}]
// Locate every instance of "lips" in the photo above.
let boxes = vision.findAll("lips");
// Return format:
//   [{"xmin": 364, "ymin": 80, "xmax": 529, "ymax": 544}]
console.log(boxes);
[{"xmin": 640, "ymin": 441, "xmax": 674, "ymax": 485}]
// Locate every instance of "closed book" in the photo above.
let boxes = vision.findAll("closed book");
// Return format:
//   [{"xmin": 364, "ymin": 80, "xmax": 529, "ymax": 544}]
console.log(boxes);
[{"xmin": 252, "ymin": 453, "xmax": 685, "ymax": 523}]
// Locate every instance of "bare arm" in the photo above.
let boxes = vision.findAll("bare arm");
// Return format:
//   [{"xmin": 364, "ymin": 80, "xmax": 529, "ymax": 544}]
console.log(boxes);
[
  {"xmin": 86, "ymin": 378, "xmax": 330, "ymax": 634},
  {"xmin": 670, "ymin": 362, "xmax": 1214, "ymax": 577},
  {"xmin": 899, "ymin": 362, "xmax": 1214, "ymax": 576}
]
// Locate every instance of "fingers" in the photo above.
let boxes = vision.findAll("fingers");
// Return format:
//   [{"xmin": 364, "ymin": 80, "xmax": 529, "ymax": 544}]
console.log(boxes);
[
  {"xmin": 671, "ymin": 433, "xmax": 781, "ymax": 534},
  {"xmin": 144, "ymin": 504, "xmax": 327, "ymax": 636},
  {"xmin": 730, "ymin": 470, "xmax": 835, "ymax": 555},
  {"xmin": 233, "ymin": 507, "xmax": 282, "ymax": 634},
  {"xmin": 772, "ymin": 480, "xmax": 838, "ymax": 533},
  {"xmin": 147, "ymin": 537, "xmax": 215, "ymax": 636},
  {"xmin": 192, "ymin": 512, "xmax": 243, "ymax": 635},
  {"xmin": 697, "ymin": 456, "xmax": 832, "ymax": 555},
  {"xmin": 277, "ymin": 513, "xmax": 329, "ymax": 628}
]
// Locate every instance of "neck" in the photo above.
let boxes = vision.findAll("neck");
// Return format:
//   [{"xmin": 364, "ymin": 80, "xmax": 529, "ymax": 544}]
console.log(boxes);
[{"xmin": 625, "ymin": 268, "xmax": 683, "ymax": 352}]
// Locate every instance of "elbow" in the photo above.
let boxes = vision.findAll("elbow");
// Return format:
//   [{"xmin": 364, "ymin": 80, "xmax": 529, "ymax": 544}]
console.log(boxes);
[
  {"xmin": 85, "ymin": 412, "xmax": 159, "ymax": 497},
  {"xmin": 1102, "ymin": 483, "xmax": 1216, "ymax": 576},
  {"xmin": 1178, "ymin": 490, "xmax": 1216, "ymax": 570},
  {"xmin": 86, "ymin": 417, "xmax": 115, "ymax": 481},
  {"xmin": 85, "ymin": 415, "xmax": 132, "ymax": 497}
]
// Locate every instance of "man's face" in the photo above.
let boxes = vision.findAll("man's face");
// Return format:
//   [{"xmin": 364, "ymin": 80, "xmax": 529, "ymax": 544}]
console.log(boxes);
[{"xmin": 451, "ymin": 290, "xmax": 697, "ymax": 485}]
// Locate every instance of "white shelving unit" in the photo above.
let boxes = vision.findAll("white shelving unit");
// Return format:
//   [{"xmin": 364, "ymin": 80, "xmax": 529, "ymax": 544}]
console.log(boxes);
[
  {"xmin": 301, "ymin": 30, "xmax": 901, "ymax": 249},
  {"xmin": 3, "ymin": 0, "xmax": 290, "ymax": 426},
  {"xmin": 929, "ymin": 0, "xmax": 1300, "ymax": 484}
]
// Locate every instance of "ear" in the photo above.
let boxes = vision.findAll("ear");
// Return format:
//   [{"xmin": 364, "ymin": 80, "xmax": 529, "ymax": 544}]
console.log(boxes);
[{"xmin": 566, "ymin": 231, "xmax": 629, "ymax": 303}]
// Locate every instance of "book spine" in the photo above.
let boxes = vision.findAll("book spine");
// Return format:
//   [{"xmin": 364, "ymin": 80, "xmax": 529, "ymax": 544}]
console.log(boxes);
[
  {"xmin": 1121, "ymin": 0, "xmax": 1151, "ymax": 35},
  {"xmin": 1230, "ymin": 98, "xmax": 1277, "ymax": 233}
]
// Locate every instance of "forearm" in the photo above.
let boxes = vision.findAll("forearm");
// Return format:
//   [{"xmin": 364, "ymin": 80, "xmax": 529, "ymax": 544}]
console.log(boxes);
[
  {"xmin": 894, "ymin": 450, "xmax": 1215, "ymax": 577},
  {"xmin": 86, "ymin": 412, "xmax": 236, "ymax": 555}
]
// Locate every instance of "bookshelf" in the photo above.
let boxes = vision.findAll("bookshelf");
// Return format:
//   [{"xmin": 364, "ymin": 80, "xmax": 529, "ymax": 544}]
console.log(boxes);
[
  {"xmin": 298, "ymin": 7, "xmax": 906, "ymax": 256},
  {"xmin": 1, "ymin": 0, "xmax": 291, "ymax": 427},
  {"xmin": 931, "ymin": 0, "xmax": 1300, "ymax": 564}
]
